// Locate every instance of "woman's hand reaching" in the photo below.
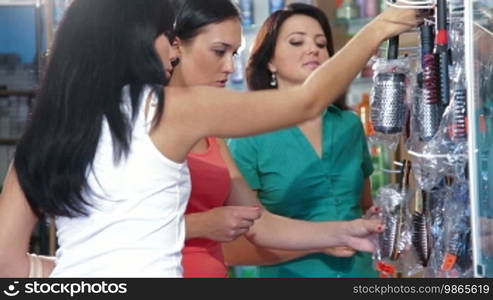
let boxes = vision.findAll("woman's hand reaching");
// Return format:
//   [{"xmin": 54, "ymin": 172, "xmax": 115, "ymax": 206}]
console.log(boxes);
[
  {"xmin": 340, "ymin": 218, "xmax": 384, "ymax": 253},
  {"xmin": 370, "ymin": 2, "xmax": 426, "ymax": 39}
]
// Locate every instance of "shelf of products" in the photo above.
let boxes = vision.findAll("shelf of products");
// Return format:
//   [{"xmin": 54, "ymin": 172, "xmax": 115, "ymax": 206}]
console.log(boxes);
[
  {"xmin": 0, "ymin": 0, "xmax": 67, "ymax": 256},
  {"xmin": 0, "ymin": 138, "xmax": 18, "ymax": 145},
  {"xmin": 335, "ymin": 17, "xmax": 372, "ymax": 35},
  {"xmin": 0, "ymin": 90, "xmax": 35, "ymax": 143},
  {"xmin": 0, "ymin": 0, "xmax": 36, "ymax": 5},
  {"xmin": 0, "ymin": 0, "xmax": 41, "ymax": 164},
  {"xmin": 334, "ymin": 0, "xmax": 385, "ymax": 34}
]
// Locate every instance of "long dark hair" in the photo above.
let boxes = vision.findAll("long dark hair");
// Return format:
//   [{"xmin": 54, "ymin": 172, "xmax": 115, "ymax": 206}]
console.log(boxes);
[
  {"xmin": 246, "ymin": 3, "xmax": 347, "ymax": 109},
  {"xmin": 14, "ymin": 0, "xmax": 175, "ymax": 218},
  {"xmin": 172, "ymin": 0, "xmax": 240, "ymax": 42}
]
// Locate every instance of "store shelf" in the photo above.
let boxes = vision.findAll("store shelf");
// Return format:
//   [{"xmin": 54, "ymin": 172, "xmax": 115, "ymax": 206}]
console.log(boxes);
[
  {"xmin": 0, "ymin": 138, "xmax": 18, "ymax": 145},
  {"xmin": 0, "ymin": 90, "xmax": 32, "ymax": 146},
  {"xmin": 0, "ymin": 0, "xmax": 35, "ymax": 5},
  {"xmin": 0, "ymin": 89, "xmax": 35, "ymax": 97}
]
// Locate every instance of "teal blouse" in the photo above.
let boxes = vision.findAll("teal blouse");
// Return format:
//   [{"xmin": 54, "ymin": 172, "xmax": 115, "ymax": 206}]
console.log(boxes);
[{"xmin": 228, "ymin": 106, "xmax": 377, "ymax": 278}]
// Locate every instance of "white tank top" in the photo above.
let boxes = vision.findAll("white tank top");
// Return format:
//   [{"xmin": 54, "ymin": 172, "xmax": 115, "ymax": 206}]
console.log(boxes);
[{"xmin": 50, "ymin": 85, "xmax": 191, "ymax": 277}]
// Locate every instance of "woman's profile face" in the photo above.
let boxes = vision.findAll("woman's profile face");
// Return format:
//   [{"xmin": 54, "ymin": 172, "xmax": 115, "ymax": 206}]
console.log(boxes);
[
  {"xmin": 173, "ymin": 17, "xmax": 242, "ymax": 88},
  {"xmin": 269, "ymin": 14, "xmax": 330, "ymax": 87},
  {"xmin": 154, "ymin": 33, "xmax": 178, "ymax": 79}
]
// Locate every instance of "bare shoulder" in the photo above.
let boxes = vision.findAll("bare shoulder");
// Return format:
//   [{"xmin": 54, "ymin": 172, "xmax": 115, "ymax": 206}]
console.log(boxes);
[
  {"xmin": 162, "ymin": 86, "xmax": 216, "ymax": 118},
  {"xmin": 147, "ymin": 86, "xmax": 204, "ymax": 162},
  {"xmin": 162, "ymin": 86, "xmax": 190, "ymax": 106},
  {"xmin": 160, "ymin": 86, "xmax": 199, "ymax": 123}
]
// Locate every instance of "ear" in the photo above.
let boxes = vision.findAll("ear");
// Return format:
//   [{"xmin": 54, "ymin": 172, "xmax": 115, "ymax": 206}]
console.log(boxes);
[
  {"xmin": 267, "ymin": 60, "xmax": 277, "ymax": 73},
  {"xmin": 173, "ymin": 37, "xmax": 183, "ymax": 56}
]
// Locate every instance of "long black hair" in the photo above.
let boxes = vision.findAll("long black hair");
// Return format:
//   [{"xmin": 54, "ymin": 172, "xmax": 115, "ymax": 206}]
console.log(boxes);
[
  {"xmin": 172, "ymin": 0, "xmax": 240, "ymax": 42},
  {"xmin": 14, "ymin": 0, "xmax": 175, "ymax": 218},
  {"xmin": 246, "ymin": 3, "xmax": 347, "ymax": 109}
]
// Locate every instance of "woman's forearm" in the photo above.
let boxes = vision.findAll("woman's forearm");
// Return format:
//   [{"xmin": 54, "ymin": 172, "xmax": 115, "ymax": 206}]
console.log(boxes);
[
  {"xmin": 245, "ymin": 211, "xmax": 346, "ymax": 250},
  {"xmin": 0, "ymin": 166, "xmax": 39, "ymax": 277},
  {"xmin": 223, "ymin": 236, "xmax": 317, "ymax": 266},
  {"xmin": 184, "ymin": 213, "xmax": 204, "ymax": 240}
]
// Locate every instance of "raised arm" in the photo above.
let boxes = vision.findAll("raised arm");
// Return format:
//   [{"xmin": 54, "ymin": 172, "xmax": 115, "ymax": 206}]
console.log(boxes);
[
  {"xmin": 0, "ymin": 165, "xmax": 55, "ymax": 277},
  {"xmin": 158, "ymin": 7, "xmax": 422, "ymax": 162}
]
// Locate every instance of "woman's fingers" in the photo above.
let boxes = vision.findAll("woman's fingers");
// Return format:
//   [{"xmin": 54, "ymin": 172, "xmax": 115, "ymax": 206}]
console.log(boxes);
[{"xmin": 364, "ymin": 206, "xmax": 380, "ymax": 219}]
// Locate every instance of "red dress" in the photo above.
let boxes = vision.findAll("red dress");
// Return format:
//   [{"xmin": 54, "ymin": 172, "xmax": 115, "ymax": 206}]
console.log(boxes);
[{"xmin": 182, "ymin": 137, "xmax": 231, "ymax": 278}]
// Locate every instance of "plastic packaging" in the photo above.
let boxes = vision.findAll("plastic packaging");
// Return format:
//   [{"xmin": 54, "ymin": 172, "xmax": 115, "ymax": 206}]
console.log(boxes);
[
  {"xmin": 411, "ymin": 189, "xmax": 432, "ymax": 268},
  {"xmin": 369, "ymin": 57, "xmax": 412, "ymax": 151},
  {"xmin": 374, "ymin": 0, "xmax": 475, "ymax": 278},
  {"xmin": 439, "ymin": 180, "xmax": 473, "ymax": 277},
  {"xmin": 373, "ymin": 161, "xmax": 413, "ymax": 277},
  {"xmin": 408, "ymin": 16, "xmax": 468, "ymax": 191},
  {"xmin": 419, "ymin": 178, "xmax": 451, "ymax": 277}
]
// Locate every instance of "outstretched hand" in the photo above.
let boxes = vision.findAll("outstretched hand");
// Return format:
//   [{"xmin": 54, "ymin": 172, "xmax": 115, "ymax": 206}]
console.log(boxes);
[
  {"xmin": 341, "ymin": 217, "xmax": 384, "ymax": 253},
  {"xmin": 321, "ymin": 207, "xmax": 382, "ymax": 257},
  {"xmin": 374, "ymin": 3, "xmax": 427, "ymax": 39}
]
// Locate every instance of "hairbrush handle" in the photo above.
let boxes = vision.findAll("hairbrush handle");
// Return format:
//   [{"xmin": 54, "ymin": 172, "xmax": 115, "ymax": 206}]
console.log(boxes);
[
  {"xmin": 436, "ymin": 0, "xmax": 450, "ymax": 106},
  {"xmin": 420, "ymin": 25, "xmax": 435, "ymax": 58},
  {"xmin": 387, "ymin": 0, "xmax": 399, "ymax": 60},
  {"xmin": 387, "ymin": 36, "xmax": 399, "ymax": 60}
]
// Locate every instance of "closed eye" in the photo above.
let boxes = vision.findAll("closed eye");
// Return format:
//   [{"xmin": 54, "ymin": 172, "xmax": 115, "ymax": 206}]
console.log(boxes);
[
  {"xmin": 289, "ymin": 41, "xmax": 303, "ymax": 46},
  {"xmin": 214, "ymin": 49, "xmax": 226, "ymax": 57}
]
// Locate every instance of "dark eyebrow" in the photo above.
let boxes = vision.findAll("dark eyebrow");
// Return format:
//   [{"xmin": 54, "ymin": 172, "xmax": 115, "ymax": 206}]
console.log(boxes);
[
  {"xmin": 211, "ymin": 42, "xmax": 241, "ymax": 53},
  {"xmin": 287, "ymin": 32, "xmax": 307, "ymax": 37},
  {"xmin": 287, "ymin": 32, "xmax": 326, "ymax": 39},
  {"xmin": 212, "ymin": 42, "xmax": 234, "ymax": 49}
]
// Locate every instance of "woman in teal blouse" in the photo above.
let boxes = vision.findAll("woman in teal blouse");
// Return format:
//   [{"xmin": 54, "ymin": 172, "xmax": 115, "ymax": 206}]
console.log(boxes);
[{"xmin": 224, "ymin": 3, "xmax": 377, "ymax": 278}]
